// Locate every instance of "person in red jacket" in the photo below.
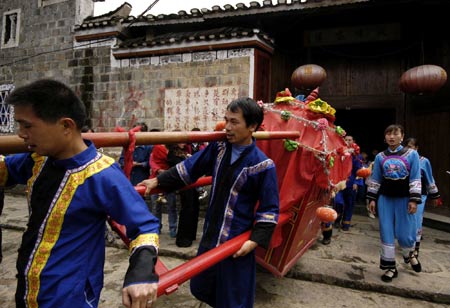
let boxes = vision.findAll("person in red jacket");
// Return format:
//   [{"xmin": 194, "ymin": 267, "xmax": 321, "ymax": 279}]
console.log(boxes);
[{"xmin": 149, "ymin": 143, "xmax": 178, "ymax": 237}]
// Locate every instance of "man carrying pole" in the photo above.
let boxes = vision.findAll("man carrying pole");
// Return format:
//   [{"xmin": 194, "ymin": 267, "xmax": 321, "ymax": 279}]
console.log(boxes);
[{"xmin": 139, "ymin": 97, "xmax": 279, "ymax": 308}]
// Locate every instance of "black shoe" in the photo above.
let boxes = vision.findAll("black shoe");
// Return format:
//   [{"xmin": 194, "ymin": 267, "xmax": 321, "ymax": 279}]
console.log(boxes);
[
  {"xmin": 381, "ymin": 268, "xmax": 398, "ymax": 282},
  {"xmin": 176, "ymin": 239, "xmax": 193, "ymax": 247},
  {"xmin": 322, "ymin": 238, "xmax": 331, "ymax": 245},
  {"xmin": 409, "ymin": 254, "xmax": 422, "ymax": 272},
  {"xmin": 341, "ymin": 225, "xmax": 350, "ymax": 231}
]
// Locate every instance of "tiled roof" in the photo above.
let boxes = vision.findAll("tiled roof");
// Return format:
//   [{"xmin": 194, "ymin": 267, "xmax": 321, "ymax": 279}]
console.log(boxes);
[
  {"xmin": 127, "ymin": 0, "xmax": 369, "ymax": 25},
  {"xmin": 76, "ymin": 0, "xmax": 369, "ymax": 29},
  {"xmin": 75, "ymin": 2, "xmax": 132, "ymax": 30},
  {"xmin": 116, "ymin": 27, "xmax": 274, "ymax": 49},
  {"xmin": 74, "ymin": 0, "xmax": 368, "ymax": 51}
]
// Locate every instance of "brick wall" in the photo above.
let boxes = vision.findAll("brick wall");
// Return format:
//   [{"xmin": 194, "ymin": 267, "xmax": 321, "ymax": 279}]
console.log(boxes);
[
  {"xmin": 1, "ymin": 0, "xmax": 253, "ymax": 134},
  {"xmin": 0, "ymin": 0, "xmax": 91, "ymax": 84}
]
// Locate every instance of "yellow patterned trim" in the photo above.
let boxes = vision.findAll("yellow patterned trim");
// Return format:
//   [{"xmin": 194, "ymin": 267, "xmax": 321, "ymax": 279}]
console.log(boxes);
[
  {"xmin": 129, "ymin": 233, "xmax": 160, "ymax": 255},
  {"xmin": 26, "ymin": 155, "xmax": 114, "ymax": 308},
  {"xmin": 0, "ymin": 158, "xmax": 7, "ymax": 187}
]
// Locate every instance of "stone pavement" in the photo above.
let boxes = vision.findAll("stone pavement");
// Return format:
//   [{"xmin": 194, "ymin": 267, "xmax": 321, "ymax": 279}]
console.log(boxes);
[{"xmin": 1, "ymin": 192, "xmax": 450, "ymax": 307}]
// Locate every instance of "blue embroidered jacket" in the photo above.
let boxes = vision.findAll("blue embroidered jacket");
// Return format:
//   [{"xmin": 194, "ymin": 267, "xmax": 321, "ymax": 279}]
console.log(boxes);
[{"xmin": 0, "ymin": 141, "xmax": 159, "ymax": 308}]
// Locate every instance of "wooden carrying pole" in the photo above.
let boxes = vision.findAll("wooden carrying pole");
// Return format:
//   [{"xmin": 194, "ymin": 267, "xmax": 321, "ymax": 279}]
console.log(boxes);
[
  {"xmin": 0, "ymin": 131, "xmax": 300, "ymax": 154},
  {"xmin": 156, "ymin": 212, "xmax": 292, "ymax": 297}
]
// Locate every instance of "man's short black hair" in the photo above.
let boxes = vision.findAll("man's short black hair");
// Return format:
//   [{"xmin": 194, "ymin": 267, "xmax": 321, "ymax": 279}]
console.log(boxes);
[
  {"xmin": 134, "ymin": 121, "xmax": 148, "ymax": 132},
  {"xmin": 227, "ymin": 97, "xmax": 263, "ymax": 130},
  {"xmin": 6, "ymin": 79, "xmax": 86, "ymax": 129}
]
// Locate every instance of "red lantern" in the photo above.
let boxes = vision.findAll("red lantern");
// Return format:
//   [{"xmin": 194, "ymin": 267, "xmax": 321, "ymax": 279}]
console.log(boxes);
[
  {"xmin": 356, "ymin": 167, "xmax": 371, "ymax": 179},
  {"xmin": 291, "ymin": 64, "xmax": 327, "ymax": 90},
  {"xmin": 316, "ymin": 206, "xmax": 338, "ymax": 223},
  {"xmin": 214, "ymin": 120, "xmax": 226, "ymax": 131},
  {"xmin": 399, "ymin": 65, "xmax": 447, "ymax": 94}
]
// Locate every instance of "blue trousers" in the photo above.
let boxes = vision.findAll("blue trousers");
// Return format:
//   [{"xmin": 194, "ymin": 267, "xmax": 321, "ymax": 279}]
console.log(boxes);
[
  {"xmin": 190, "ymin": 245, "xmax": 256, "ymax": 308},
  {"xmin": 334, "ymin": 188, "xmax": 356, "ymax": 228},
  {"xmin": 150, "ymin": 192, "xmax": 177, "ymax": 234},
  {"xmin": 415, "ymin": 195, "xmax": 427, "ymax": 248},
  {"xmin": 377, "ymin": 195, "xmax": 417, "ymax": 269}
]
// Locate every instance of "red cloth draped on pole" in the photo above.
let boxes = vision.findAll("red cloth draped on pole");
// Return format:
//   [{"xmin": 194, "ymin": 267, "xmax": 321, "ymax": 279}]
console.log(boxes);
[{"xmin": 114, "ymin": 125, "xmax": 143, "ymax": 179}]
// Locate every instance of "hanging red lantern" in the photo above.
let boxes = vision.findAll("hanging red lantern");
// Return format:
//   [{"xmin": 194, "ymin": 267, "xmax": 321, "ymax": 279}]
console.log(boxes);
[
  {"xmin": 316, "ymin": 206, "xmax": 338, "ymax": 223},
  {"xmin": 356, "ymin": 167, "xmax": 371, "ymax": 179},
  {"xmin": 291, "ymin": 64, "xmax": 327, "ymax": 90},
  {"xmin": 399, "ymin": 65, "xmax": 447, "ymax": 94},
  {"xmin": 214, "ymin": 120, "xmax": 226, "ymax": 131}
]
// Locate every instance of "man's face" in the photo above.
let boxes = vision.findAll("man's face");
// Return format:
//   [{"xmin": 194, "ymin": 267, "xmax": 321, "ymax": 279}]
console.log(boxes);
[
  {"xmin": 14, "ymin": 105, "xmax": 68, "ymax": 159},
  {"xmin": 224, "ymin": 108, "xmax": 256, "ymax": 146},
  {"xmin": 344, "ymin": 136, "xmax": 354, "ymax": 146}
]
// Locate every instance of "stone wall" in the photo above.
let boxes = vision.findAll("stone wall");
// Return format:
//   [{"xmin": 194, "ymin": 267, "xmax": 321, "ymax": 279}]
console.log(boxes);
[
  {"xmin": 1, "ymin": 0, "xmax": 253, "ymax": 134},
  {"xmin": 86, "ymin": 50, "xmax": 252, "ymax": 132},
  {"xmin": 0, "ymin": 0, "xmax": 92, "ymax": 84}
]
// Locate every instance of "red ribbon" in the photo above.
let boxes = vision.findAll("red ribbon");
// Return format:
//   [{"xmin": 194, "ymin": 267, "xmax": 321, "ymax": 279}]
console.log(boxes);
[{"xmin": 114, "ymin": 125, "xmax": 142, "ymax": 179}]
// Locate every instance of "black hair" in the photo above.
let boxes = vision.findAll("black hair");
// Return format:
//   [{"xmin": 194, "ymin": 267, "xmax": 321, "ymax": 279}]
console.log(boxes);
[
  {"xmin": 384, "ymin": 124, "xmax": 404, "ymax": 136},
  {"xmin": 81, "ymin": 125, "xmax": 94, "ymax": 133},
  {"xmin": 226, "ymin": 97, "xmax": 263, "ymax": 130},
  {"xmin": 405, "ymin": 137, "xmax": 418, "ymax": 147},
  {"xmin": 134, "ymin": 121, "xmax": 148, "ymax": 132},
  {"xmin": 6, "ymin": 79, "xmax": 86, "ymax": 129}
]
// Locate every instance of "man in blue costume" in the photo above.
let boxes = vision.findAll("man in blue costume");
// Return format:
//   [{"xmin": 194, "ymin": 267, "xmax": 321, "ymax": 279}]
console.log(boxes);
[
  {"xmin": 118, "ymin": 122, "xmax": 153, "ymax": 186},
  {"xmin": 336, "ymin": 135, "xmax": 363, "ymax": 231},
  {"xmin": 0, "ymin": 79, "xmax": 160, "ymax": 308},
  {"xmin": 139, "ymin": 97, "xmax": 279, "ymax": 308}
]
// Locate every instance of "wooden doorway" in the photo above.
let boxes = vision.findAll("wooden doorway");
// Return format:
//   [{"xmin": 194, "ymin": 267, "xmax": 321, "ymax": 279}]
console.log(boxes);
[{"xmin": 334, "ymin": 108, "xmax": 396, "ymax": 160}]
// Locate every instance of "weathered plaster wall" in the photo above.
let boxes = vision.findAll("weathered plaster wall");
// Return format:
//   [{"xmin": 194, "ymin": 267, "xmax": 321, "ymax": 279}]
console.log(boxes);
[{"xmin": 86, "ymin": 50, "xmax": 252, "ymax": 131}]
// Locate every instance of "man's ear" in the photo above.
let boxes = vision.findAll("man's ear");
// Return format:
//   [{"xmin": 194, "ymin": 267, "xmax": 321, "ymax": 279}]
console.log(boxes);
[{"xmin": 60, "ymin": 118, "xmax": 77, "ymax": 130}]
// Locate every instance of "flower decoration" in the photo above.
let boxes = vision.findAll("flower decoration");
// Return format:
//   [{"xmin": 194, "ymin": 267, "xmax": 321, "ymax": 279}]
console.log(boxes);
[
  {"xmin": 274, "ymin": 88, "xmax": 296, "ymax": 104},
  {"xmin": 335, "ymin": 126, "xmax": 346, "ymax": 136},
  {"xmin": 280, "ymin": 110, "xmax": 292, "ymax": 121},
  {"xmin": 307, "ymin": 98, "xmax": 336, "ymax": 117},
  {"xmin": 326, "ymin": 153, "xmax": 335, "ymax": 168},
  {"xmin": 316, "ymin": 118, "xmax": 328, "ymax": 130},
  {"xmin": 351, "ymin": 142, "xmax": 360, "ymax": 155},
  {"xmin": 284, "ymin": 139, "xmax": 299, "ymax": 152}
]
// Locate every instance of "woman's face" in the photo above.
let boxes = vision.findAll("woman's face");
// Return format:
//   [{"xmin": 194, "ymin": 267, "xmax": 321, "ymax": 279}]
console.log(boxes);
[
  {"xmin": 407, "ymin": 142, "xmax": 418, "ymax": 150},
  {"xmin": 385, "ymin": 129, "xmax": 404, "ymax": 149}
]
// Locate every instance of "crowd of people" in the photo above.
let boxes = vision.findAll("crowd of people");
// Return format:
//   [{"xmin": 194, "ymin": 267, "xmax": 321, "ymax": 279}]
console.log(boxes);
[
  {"xmin": 0, "ymin": 79, "xmax": 280, "ymax": 308},
  {"xmin": 0, "ymin": 78, "xmax": 444, "ymax": 308}
]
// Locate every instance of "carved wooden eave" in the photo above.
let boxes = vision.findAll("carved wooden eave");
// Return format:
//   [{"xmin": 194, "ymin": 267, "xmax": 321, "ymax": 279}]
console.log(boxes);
[
  {"xmin": 74, "ymin": 2, "xmax": 132, "ymax": 42},
  {"xmin": 74, "ymin": 25, "xmax": 126, "ymax": 42},
  {"xmin": 84, "ymin": 1, "xmax": 132, "ymax": 23},
  {"xmin": 112, "ymin": 33, "xmax": 274, "ymax": 59}
]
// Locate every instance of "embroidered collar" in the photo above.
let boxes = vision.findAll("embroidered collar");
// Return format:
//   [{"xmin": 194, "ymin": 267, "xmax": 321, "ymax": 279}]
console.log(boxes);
[{"xmin": 51, "ymin": 140, "xmax": 98, "ymax": 169}]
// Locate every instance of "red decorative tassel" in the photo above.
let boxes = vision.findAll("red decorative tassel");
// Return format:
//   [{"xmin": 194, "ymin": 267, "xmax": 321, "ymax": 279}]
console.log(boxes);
[{"xmin": 305, "ymin": 87, "xmax": 319, "ymax": 103}]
